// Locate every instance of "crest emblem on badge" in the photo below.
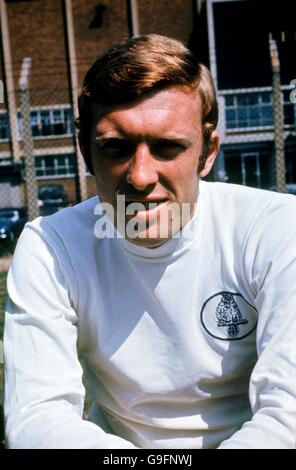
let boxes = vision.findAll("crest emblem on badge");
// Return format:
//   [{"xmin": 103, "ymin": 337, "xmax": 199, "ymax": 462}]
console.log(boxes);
[
  {"xmin": 215, "ymin": 292, "xmax": 248, "ymax": 338},
  {"xmin": 201, "ymin": 291, "xmax": 257, "ymax": 341}
]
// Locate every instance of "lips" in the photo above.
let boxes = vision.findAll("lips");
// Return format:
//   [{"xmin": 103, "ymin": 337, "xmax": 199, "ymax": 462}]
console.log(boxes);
[
  {"xmin": 124, "ymin": 197, "xmax": 167, "ymax": 211},
  {"xmin": 125, "ymin": 200, "xmax": 165, "ymax": 211},
  {"xmin": 120, "ymin": 199, "xmax": 169, "ymax": 223}
]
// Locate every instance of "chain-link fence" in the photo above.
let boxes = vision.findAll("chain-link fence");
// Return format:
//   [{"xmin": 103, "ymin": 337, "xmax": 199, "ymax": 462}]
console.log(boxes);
[
  {"xmin": 0, "ymin": 83, "xmax": 97, "ymax": 248},
  {"xmin": 0, "ymin": 79, "xmax": 99, "ymax": 437}
]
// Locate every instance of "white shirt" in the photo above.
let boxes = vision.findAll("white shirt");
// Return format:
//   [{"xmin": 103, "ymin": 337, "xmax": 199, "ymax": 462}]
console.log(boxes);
[{"xmin": 4, "ymin": 182, "xmax": 296, "ymax": 448}]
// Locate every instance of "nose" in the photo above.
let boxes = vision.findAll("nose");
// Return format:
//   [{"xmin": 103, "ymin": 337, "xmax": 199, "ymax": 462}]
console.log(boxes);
[{"xmin": 126, "ymin": 144, "xmax": 158, "ymax": 191}]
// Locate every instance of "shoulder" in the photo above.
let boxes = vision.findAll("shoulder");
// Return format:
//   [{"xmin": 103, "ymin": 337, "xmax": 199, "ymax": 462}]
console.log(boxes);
[
  {"xmin": 10, "ymin": 197, "xmax": 101, "ymax": 304},
  {"xmin": 27, "ymin": 196, "xmax": 99, "ymax": 243},
  {"xmin": 200, "ymin": 181, "xmax": 296, "ymax": 224},
  {"xmin": 14, "ymin": 197, "xmax": 101, "ymax": 274},
  {"xmin": 199, "ymin": 182, "xmax": 296, "ymax": 256},
  {"xmin": 200, "ymin": 180, "xmax": 296, "ymax": 205}
]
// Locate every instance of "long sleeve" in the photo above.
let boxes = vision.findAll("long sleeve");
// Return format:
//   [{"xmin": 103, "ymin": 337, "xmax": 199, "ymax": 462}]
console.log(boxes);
[
  {"xmin": 4, "ymin": 223, "xmax": 137, "ymax": 449},
  {"xmin": 219, "ymin": 199, "xmax": 296, "ymax": 449}
]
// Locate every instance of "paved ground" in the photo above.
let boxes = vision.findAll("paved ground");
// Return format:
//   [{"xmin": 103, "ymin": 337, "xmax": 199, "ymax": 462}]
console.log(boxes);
[{"xmin": 0, "ymin": 256, "xmax": 11, "ymax": 273}]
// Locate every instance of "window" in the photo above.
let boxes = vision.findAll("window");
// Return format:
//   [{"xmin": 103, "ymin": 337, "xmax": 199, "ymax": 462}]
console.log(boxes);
[
  {"xmin": 24, "ymin": 108, "xmax": 73, "ymax": 138},
  {"xmin": 283, "ymin": 90, "xmax": 295, "ymax": 126},
  {"xmin": 224, "ymin": 142, "xmax": 274, "ymax": 189},
  {"xmin": 0, "ymin": 113, "xmax": 9, "ymax": 140},
  {"xmin": 52, "ymin": 110, "xmax": 68, "ymax": 135},
  {"xmin": 1, "ymin": 107, "xmax": 74, "ymax": 141},
  {"xmin": 225, "ymin": 92, "xmax": 274, "ymax": 129},
  {"xmin": 225, "ymin": 90, "xmax": 296, "ymax": 130},
  {"xmin": 35, "ymin": 154, "xmax": 76, "ymax": 178}
]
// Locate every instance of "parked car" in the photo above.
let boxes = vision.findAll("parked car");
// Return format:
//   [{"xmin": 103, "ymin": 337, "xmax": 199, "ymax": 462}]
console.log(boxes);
[
  {"xmin": 0, "ymin": 207, "xmax": 28, "ymax": 241},
  {"xmin": 38, "ymin": 184, "xmax": 68, "ymax": 215}
]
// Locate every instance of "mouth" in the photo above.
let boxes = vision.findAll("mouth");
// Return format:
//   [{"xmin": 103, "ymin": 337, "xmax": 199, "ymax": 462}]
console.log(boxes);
[
  {"xmin": 116, "ymin": 197, "xmax": 170, "ymax": 225},
  {"xmin": 124, "ymin": 199, "xmax": 167, "ymax": 212}
]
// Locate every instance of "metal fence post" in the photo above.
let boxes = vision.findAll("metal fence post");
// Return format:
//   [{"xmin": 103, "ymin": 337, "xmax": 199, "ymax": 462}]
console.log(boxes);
[
  {"xmin": 0, "ymin": 0, "xmax": 21, "ymax": 162},
  {"xmin": 19, "ymin": 58, "xmax": 39, "ymax": 221},
  {"xmin": 269, "ymin": 37, "xmax": 286, "ymax": 193},
  {"xmin": 64, "ymin": 0, "xmax": 87, "ymax": 202}
]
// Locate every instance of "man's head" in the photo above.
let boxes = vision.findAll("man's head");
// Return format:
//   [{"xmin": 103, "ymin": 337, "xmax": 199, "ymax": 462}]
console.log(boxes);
[
  {"xmin": 77, "ymin": 34, "xmax": 218, "ymax": 175},
  {"xmin": 77, "ymin": 34, "xmax": 220, "ymax": 247}
]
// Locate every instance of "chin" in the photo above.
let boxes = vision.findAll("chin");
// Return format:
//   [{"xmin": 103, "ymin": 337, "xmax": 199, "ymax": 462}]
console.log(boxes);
[{"xmin": 125, "ymin": 234, "xmax": 170, "ymax": 249}]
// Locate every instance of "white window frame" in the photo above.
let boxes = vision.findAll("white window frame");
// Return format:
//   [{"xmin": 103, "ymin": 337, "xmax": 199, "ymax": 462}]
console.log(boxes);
[{"xmin": 35, "ymin": 154, "xmax": 76, "ymax": 179}]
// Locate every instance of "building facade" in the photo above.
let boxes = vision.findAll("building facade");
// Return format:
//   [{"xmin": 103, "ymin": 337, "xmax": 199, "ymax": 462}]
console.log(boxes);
[
  {"xmin": 0, "ymin": 0, "xmax": 200, "ymax": 206},
  {"xmin": 0, "ymin": 0, "xmax": 295, "ymax": 209},
  {"xmin": 208, "ymin": 0, "xmax": 296, "ymax": 190}
]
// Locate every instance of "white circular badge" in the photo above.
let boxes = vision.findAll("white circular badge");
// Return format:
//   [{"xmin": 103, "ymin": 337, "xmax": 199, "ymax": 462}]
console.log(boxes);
[{"xmin": 200, "ymin": 291, "xmax": 258, "ymax": 341}]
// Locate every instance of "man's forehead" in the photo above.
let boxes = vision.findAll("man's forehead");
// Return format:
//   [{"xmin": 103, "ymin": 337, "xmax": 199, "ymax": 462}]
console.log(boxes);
[{"xmin": 90, "ymin": 86, "xmax": 203, "ymax": 131}]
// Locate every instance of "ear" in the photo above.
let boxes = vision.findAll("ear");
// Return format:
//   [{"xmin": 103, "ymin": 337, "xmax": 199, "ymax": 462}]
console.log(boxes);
[{"xmin": 199, "ymin": 131, "xmax": 220, "ymax": 178}]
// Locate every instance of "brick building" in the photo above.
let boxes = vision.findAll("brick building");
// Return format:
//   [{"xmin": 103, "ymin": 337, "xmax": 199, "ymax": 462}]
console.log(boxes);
[
  {"xmin": 0, "ymin": 0, "xmax": 295, "ymax": 209},
  {"xmin": 0, "ymin": 0, "xmax": 203, "ymax": 206}
]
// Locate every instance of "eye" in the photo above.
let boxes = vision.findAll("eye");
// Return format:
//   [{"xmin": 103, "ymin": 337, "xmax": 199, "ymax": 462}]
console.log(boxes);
[
  {"xmin": 152, "ymin": 140, "xmax": 188, "ymax": 159},
  {"xmin": 97, "ymin": 139, "xmax": 132, "ymax": 158}
]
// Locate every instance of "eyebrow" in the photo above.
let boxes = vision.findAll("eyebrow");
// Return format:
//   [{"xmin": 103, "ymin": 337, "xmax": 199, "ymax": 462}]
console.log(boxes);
[{"xmin": 95, "ymin": 134, "xmax": 193, "ymax": 145}]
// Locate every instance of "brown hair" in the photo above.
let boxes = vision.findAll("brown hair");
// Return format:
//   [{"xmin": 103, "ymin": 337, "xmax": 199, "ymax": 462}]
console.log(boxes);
[{"xmin": 76, "ymin": 34, "xmax": 218, "ymax": 174}]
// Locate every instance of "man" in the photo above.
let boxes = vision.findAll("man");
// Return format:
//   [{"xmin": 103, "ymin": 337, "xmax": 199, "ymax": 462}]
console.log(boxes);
[{"xmin": 4, "ymin": 34, "xmax": 296, "ymax": 449}]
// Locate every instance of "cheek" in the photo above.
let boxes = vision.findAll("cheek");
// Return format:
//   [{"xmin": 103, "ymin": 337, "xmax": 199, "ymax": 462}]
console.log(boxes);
[
  {"xmin": 167, "ymin": 150, "xmax": 200, "ymax": 180},
  {"xmin": 166, "ymin": 153, "xmax": 200, "ymax": 197},
  {"xmin": 93, "ymin": 161, "xmax": 127, "ymax": 193}
]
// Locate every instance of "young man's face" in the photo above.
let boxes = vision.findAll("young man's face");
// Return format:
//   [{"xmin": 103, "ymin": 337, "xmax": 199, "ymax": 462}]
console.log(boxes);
[{"xmin": 89, "ymin": 86, "xmax": 219, "ymax": 248}]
